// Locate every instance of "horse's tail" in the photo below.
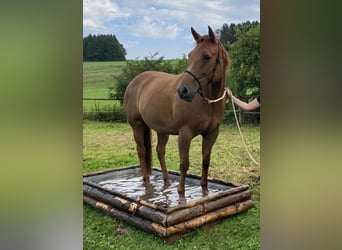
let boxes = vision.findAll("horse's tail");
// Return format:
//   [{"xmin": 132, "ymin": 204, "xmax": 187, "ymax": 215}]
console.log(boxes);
[{"xmin": 144, "ymin": 125, "xmax": 152, "ymax": 175}]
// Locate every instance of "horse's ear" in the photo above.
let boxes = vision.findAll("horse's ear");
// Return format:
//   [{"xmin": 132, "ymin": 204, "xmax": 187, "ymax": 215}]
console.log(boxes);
[
  {"xmin": 208, "ymin": 26, "xmax": 216, "ymax": 43},
  {"xmin": 191, "ymin": 27, "xmax": 201, "ymax": 41}
]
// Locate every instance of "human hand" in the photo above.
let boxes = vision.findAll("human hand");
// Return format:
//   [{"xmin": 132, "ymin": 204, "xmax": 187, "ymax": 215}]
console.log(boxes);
[{"xmin": 225, "ymin": 87, "xmax": 232, "ymax": 98}]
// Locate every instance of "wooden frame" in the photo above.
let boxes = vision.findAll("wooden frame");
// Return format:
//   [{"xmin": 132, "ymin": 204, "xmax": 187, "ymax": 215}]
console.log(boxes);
[{"xmin": 83, "ymin": 165, "xmax": 254, "ymax": 243}]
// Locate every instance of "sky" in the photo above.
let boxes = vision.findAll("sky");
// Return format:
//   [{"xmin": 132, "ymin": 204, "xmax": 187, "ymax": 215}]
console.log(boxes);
[{"xmin": 83, "ymin": 0, "xmax": 260, "ymax": 59}]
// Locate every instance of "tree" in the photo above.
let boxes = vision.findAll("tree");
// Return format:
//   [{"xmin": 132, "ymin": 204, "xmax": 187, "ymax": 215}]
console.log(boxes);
[
  {"xmin": 219, "ymin": 21, "xmax": 259, "ymax": 52},
  {"xmin": 219, "ymin": 23, "xmax": 236, "ymax": 51},
  {"xmin": 227, "ymin": 23, "xmax": 260, "ymax": 102},
  {"xmin": 83, "ymin": 34, "xmax": 126, "ymax": 61}
]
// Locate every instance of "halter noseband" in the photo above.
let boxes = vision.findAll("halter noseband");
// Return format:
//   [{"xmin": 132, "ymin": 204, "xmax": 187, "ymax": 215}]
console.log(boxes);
[{"xmin": 184, "ymin": 44, "xmax": 221, "ymax": 100}]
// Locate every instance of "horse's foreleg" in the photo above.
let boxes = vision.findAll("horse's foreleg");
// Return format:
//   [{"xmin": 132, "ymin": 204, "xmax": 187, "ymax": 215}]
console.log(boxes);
[
  {"xmin": 177, "ymin": 132, "xmax": 192, "ymax": 204},
  {"xmin": 201, "ymin": 129, "xmax": 219, "ymax": 196},
  {"xmin": 156, "ymin": 133, "xmax": 170, "ymax": 185},
  {"xmin": 132, "ymin": 122, "xmax": 150, "ymax": 183}
]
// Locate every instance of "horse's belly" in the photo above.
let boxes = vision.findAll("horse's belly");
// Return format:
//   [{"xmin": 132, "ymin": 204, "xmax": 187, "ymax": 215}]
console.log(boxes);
[{"xmin": 142, "ymin": 115, "xmax": 179, "ymax": 135}]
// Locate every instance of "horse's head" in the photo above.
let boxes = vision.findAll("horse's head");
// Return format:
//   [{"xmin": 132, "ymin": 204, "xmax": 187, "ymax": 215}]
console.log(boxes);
[{"xmin": 177, "ymin": 26, "xmax": 230, "ymax": 102}]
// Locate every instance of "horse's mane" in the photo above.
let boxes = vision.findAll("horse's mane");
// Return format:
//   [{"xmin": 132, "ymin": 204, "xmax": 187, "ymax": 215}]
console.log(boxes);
[{"xmin": 217, "ymin": 38, "xmax": 231, "ymax": 71}]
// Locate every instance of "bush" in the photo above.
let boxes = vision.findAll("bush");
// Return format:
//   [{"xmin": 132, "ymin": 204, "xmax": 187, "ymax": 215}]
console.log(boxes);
[
  {"xmin": 171, "ymin": 54, "xmax": 188, "ymax": 74},
  {"xmin": 108, "ymin": 52, "xmax": 188, "ymax": 104},
  {"xmin": 83, "ymin": 103, "xmax": 126, "ymax": 122}
]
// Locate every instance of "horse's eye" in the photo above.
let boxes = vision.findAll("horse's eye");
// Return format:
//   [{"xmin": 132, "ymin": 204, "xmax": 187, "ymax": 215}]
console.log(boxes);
[{"xmin": 202, "ymin": 54, "xmax": 211, "ymax": 61}]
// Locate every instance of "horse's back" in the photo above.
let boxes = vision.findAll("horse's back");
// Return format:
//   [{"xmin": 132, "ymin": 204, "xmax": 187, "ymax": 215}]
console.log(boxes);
[
  {"xmin": 123, "ymin": 71, "xmax": 179, "ymax": 126},
  {"xmin": 124, "ymin": 71, "xmax": 178, "ymax": 104}
]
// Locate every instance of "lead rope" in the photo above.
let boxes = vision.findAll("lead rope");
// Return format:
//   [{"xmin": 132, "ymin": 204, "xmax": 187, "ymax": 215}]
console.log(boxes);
[
  {"xmin": 204, "ymin": 88, "xmax": 228, "ymax": 104},
  {"xmin": 226, "ymin": 88, "xmax": 260, "ymax": 166}
]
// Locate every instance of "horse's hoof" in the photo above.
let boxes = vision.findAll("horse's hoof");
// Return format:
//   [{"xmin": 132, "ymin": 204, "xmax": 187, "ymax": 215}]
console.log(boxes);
[
  {"xmin": 142, "ymin": 177, "xmax": 150, "ymax": 183},
  {"xmin": 164, "ymin": 179, "xmax": 171, "ymax": 186},
  {"xmin": 178, "ymin": 197, "xmax": 186, "ymax": 204}
]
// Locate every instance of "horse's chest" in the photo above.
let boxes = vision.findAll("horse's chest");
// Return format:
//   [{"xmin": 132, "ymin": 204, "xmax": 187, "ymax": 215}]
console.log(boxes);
[{"xmin": 191, "ymin": 110, "xmax": 221, "ymax": 133}]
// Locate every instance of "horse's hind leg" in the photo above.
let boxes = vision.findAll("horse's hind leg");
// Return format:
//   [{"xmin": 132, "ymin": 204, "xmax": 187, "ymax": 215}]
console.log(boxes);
[
  {"xmin": 156, "ymin": 133, "xmax": 170, "ymax": 185},
  {"xmin": 132, "ymin": 121, "xmax": 151, "ymax": 183},
  {"xmin": 201, "ymin": 128, "xmax": 219, "ymax": 195}
]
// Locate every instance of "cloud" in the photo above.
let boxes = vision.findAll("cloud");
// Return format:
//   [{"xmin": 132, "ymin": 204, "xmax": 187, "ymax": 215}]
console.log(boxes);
[
  {"xmin": 128, "ymin": 16, "xmax": 180, "ymax": 39},
  {"xmin": 83, "ymin": 0, "xmax": 130, "ymax": 33},
  {"xmin": 131, "ymin": 0, "xmax": 256, "ymax": 27},
  {"xmin": 83, "ymin": 0, "xmax": 259, "ymax": 37}
]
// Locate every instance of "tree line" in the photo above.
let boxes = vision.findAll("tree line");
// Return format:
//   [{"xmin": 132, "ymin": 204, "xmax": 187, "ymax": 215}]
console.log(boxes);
[{"xmin": 83, "ymin": 34, "xmax": 126, "ymax": 61}]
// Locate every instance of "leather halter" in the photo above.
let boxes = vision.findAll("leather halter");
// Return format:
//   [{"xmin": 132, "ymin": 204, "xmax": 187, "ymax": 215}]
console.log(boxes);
[{"xmin": 184, "ymin": 44, "xmax": 221, "ymax": 100}]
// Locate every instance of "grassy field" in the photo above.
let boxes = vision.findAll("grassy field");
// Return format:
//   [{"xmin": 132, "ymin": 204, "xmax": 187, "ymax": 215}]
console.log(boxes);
[
  {"xmin": 83, "ymin": 121, "xmax": 260, "ymax": 249},
  {"xmin": 83, "ymin": 61, "xmax": 126, "ymax": 111},
  {"xmin": 83, "ymin": 61, "xmax": 126, "ymax": 84}
]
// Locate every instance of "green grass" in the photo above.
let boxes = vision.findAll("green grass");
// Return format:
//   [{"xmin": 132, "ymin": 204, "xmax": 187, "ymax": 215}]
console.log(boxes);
[
  {"xmin": 83, "ymin": 121, "xmax": 260, "ymax": 249},
  {"xmin": 83, "ymin": 61, "xmax": 126, "ymax": 111},
  {"xmin": 83, "ymin": 61, "xmax": 127, "ymax": 84},
  {"xmin": 83, "ymin": 81, "xmax": 118, "ymax": 112},
  {"xmin": 83, "ymin": 82, "xmax": 113, "ymax": 98}
]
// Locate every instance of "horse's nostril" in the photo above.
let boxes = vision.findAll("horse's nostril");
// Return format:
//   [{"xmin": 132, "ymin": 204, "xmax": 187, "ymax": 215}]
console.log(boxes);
[
  {"xmin": 181, "ymin": 86, "xmax": 188, "ymax": 96},
  {"xmin": 177, "ymin": 86, "xmax": 189, "ymax": 98},
  {"xmin": 177, "ymin": 85, "xmax": 193, "ymax": 102}
]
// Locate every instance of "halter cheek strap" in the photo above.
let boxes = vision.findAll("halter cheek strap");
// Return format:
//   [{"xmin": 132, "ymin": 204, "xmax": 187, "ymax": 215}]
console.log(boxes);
[
  {"xmin": 210, "ymin": 56, "xmax": 221, "ymax": 82},
  {"xmin": 184, "ymin": 70, "xmax": 202, "ymax": 86},
  {"xmin": 184, "ymin": 70, "xmax": 206, "ymax": 99}
]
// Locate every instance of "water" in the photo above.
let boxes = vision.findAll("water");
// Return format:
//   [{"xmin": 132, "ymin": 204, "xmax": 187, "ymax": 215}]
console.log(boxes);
[{"xmin": 95, "ymin": 169, "xmax": 229, "ymax": 208}]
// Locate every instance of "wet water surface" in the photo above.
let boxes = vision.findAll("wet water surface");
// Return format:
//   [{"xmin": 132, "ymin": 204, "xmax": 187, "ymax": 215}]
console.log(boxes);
[{"xmin": 86, "ymin": 167, "xmax": 233, "ymax": 207}]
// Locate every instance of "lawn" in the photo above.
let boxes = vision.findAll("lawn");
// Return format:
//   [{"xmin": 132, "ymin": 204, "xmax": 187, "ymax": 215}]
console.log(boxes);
[
  {"xmin": 83, "ymin": 61, "xmax": 126, "ymax": 111},
  {"xmin": 83, "ymin": 121, "xmax": 260, "ymax": 249},
  {"xmin": 83, "ymin": 61, "xmax": 126, "ymax": 84}
]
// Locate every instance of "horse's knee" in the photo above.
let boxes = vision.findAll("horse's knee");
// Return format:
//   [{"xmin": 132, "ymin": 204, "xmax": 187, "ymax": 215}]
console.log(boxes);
[
  {"xmin": 156, "ymin": 146, "xmax": 165, "ymax": 157},
  {"xmin": 179, "ymin": 162, "xmax": 189, "ymax": 172},
  {"xmin": 137, "ymin": 146, "xmax": 145, "ymax": 158}
]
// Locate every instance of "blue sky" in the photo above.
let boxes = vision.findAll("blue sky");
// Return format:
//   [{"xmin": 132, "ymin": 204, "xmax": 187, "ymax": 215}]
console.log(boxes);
[{"xmin": 83, "ymin": 0, "xmax": 260, "ymax": 59}]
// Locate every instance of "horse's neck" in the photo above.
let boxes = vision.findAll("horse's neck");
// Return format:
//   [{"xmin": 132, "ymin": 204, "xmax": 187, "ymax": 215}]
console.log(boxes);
[{"xmin": 203, "ymin": 80, "xmax": 225, "ymax": 99}]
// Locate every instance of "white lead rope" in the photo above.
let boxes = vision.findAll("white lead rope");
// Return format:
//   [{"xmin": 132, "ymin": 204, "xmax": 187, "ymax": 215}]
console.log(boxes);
[
  {"xmin": 204, "ymin": 88, "xmax": 229, "ymax": 104},
  {"xmin": 205, "ymin": 88, "xmax": 260, "ymax": 165},
  {"xmin": 229, "ymin": 89, "xmax": 260, "ymax": 166}
]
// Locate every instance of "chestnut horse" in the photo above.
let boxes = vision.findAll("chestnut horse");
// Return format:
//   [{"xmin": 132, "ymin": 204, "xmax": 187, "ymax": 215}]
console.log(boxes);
[{"xmin": 123, "ymin": 26, "xmax": 230, "ymax": 203}]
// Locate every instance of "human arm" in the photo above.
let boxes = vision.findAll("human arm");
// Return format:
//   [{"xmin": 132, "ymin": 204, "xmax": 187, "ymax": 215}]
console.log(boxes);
[{"xmin": 226, "ymin": 88, "xmax": 260, "ymax": 111}]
